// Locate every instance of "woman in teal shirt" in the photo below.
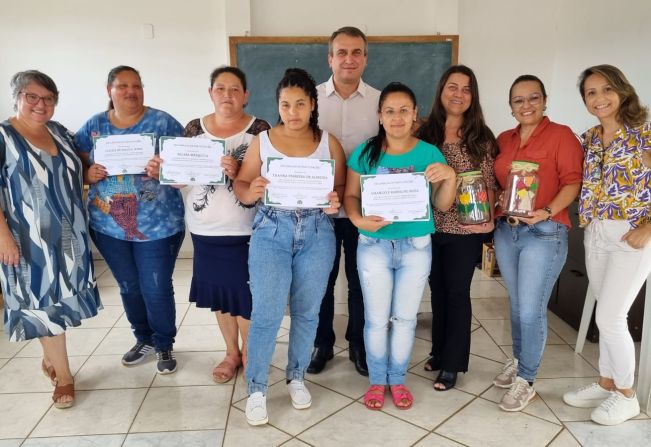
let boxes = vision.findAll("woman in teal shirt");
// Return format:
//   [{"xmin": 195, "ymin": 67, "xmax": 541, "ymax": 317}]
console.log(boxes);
[{"xmin": 344, "ymin": 82, "xmax": 456, "ymax": 410}]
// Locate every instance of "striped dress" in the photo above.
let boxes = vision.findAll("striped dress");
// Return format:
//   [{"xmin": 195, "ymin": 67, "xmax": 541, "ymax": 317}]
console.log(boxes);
[{"xmin": 0, "ymin": 120, "xmax": 101, "ymax": 341}]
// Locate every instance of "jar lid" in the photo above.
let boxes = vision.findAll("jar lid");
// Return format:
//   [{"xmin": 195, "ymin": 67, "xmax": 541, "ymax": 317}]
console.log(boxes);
[
  {"xmin": 458, "ymin": 170, "xmax": 482, "ymax": 177},
  {"xmin": 511, "ymin": 160, "xmax": 539, "ymax": 170}
]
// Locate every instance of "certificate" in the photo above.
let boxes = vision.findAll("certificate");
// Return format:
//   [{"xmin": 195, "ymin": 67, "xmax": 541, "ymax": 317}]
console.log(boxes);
[
  {"xmin": 360, "ymin": 172, "xmax": 431, "ymax": 222},
  {"xmin": 159, "ymin": 136, "xmax": 225, "ymax": 185},
  {"xmin": 93, "ymin": 134, "xmax": 155, "ymax": 176},
  {"xmin": 264, "ymin": 157, "xmax": 335, "ymax": 208}
]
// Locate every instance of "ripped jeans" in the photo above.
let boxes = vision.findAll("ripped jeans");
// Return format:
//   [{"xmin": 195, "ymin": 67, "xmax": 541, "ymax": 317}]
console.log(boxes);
[
  {"xmin": 357, "ymin": 234, "xmax": 432, "ymax": 385},
  {"xmin": 91, "ymin": 230, "xmax": 184, "ymax": 351}
]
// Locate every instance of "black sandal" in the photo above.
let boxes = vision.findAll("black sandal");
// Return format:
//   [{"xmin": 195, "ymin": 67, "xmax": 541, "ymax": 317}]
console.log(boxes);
[
  {"xmin": 434, "ymin": 370, "xmax": 457, "ymax": 391},
  {"xmin": 423, "ymin": 356, "xmax": 441, "ymax": 372}
]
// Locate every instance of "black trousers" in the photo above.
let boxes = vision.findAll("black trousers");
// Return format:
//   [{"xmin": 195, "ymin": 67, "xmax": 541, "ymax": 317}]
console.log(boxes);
[
  {"xmin": 314, "ymin": 218, "xmax": 365, "ymax": 350},
  {"xmin": 429, "ymin": 231, "xmax": 485, "ymax": 372}
]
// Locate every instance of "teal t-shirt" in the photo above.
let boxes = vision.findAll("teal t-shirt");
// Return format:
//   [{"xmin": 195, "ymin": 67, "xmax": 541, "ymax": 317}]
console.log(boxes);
[{"xmin": 347, "ymin": 139, "xmax": 447, "ymax": 240}]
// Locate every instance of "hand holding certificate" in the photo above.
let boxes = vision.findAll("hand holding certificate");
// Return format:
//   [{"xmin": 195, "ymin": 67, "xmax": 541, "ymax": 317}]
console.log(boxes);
[
  {"xmin": 360, "ymin": 172, "xmax": 431, "ymax": 222},
  {"xmin": 93, "ymin": 134, "xmax": 155, "ymax": 176},
  {"xmin": 264, "ymin": 157, "xmax": 335, "ymax": 208},
  {"xmin": 159, "ymin": 136, "xmax": 225, "ymax": 185}
]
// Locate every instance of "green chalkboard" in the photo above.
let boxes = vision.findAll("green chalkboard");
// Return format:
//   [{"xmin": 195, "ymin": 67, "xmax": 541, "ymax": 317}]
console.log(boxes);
[{"xmin": 229, "ymin": 36, "xmax": 459, "ymax": 125}]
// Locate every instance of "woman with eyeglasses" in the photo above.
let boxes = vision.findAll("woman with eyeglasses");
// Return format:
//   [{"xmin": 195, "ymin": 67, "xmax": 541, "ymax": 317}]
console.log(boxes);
[
  {"xmin": 491, "ymin": 75, "xmax": 583, "ymax": 412},
  {"xmin": 562, "ymin": 65, "xmax": 650, "ymax": 425},
  {"xmin": 0, "ymin": 70, "xmax": 102, "ymax": 409},
  {"xmin": 182, "ymin": 66, "xmax": 270, "ymax": 383},
  {"xmin": 75, "ymin": 65, "xmax": 185, "ymax": 375}
]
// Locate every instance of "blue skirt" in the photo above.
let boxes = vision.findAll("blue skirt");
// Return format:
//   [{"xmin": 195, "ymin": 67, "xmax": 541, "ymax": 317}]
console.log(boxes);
[{"xmin": 189, "ymin": 234, "xmax": 252, "ymax": 319}]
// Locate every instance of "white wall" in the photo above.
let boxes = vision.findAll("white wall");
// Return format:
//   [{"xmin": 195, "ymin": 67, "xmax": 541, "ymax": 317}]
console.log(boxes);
[
  {"xmin": 459, "ymin": 0, "xmax": 651, "ymax": 136},
  {"xmin": 250, "ymin": 0, "xmax": 458, "ymax": 35},
  {"xmin": 0, "ymin": 0, "xmax": 230, "ymax": 130}
]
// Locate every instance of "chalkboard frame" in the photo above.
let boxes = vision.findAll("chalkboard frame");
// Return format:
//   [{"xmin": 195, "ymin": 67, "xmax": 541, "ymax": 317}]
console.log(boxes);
[{"xmin": 229, "ymin": 35, "xmax": 459, "ymax": 124}]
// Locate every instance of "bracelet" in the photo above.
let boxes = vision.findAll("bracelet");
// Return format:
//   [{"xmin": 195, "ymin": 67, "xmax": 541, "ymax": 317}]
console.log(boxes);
[{"xmin": 542, "ymin": 206, "xmax": 553, "ymax": 221}]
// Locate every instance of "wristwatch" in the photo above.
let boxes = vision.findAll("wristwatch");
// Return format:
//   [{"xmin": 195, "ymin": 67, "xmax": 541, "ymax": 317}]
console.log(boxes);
[{"xmin": 542, "ymin": 206, "xmax": 553, "ymax": 221}]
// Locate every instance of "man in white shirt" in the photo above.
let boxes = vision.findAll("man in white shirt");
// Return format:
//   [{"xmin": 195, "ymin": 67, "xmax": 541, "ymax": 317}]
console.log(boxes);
[{"xmin": 308, "ymin": 26, "xmax": 380, "ymax": 376}]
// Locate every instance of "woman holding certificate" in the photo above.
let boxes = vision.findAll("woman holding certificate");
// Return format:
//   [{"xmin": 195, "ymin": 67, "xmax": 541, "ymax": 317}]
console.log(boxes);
[
  {"xmin": 183, "ymin": 66, "xmax": 270, "ymax": 383},
  {"xmin": 75, "ymin": 65, "xmax": 185, "ymax": 375},
  {"xmin": 234, "ymin": 68, "xmax": 345, "ymax": 426},
  {"xmin": 417, "ymin": 65, "xmax": 498, "ymax": 391},
  {"xmin": 0, "ymin": 70, "xmax": 101, "ymax": 409},
  {"xmin": 492, "ymin": 75, "xmax": 583, "ymax": 412},
  {"xmin": 344, "ymin": 82, "xmax": 456, "ymax": 410}
]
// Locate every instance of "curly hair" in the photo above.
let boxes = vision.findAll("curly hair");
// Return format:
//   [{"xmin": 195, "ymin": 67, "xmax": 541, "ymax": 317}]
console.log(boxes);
[
  {"xmin": 275, "ymin": 68, "xmax": 321, "ymax": 141},
  {"xmin": 578, "ymin": 64, "xmax": 648, "ymax": 127},
  {"xmin": 417, "ymin": 65, "xmax": 496, "ymax": 165}
]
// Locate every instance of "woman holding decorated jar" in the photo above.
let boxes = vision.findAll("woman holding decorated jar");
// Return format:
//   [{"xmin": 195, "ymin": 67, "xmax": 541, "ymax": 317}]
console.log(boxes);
[
  {"xmin": 562, "ymin": 65, "xmax": 650, "ymax": 426},
  {"xmin": 417, "ymin": 65, "xmax": 497, "ymax": 391},
  {"xmin": 75, "ymin": 65, "xmax": 185, "ymax": 375},
  {"xmin": 183, "ymin": 66, "xmax": 270, "ymax": 383},
  {"xmin": 492, "ymin": 75, "xmax": 583, "ymax": 412}
]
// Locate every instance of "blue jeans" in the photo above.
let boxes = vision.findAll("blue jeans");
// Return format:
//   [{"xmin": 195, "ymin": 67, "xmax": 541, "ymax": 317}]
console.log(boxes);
[
  {"xmin": 246, "ymin": 206, "xmax": 335, "ymax": 395},
  {"xmin": 91, "ymin": 230, "xmax": 184, "ymax": 351},
  {"xmin": 357, "ymin": 234, "xmax": 431, "ymax": 385},
  {"xmin": 493, "ymin": 219, "xmax": 568, "ymax": 382}
]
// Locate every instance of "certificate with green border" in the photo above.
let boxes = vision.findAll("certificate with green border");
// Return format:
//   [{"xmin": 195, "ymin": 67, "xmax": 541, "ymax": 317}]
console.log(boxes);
[
  {"xmin": 93, "ymin": 133, "xmax": 155, "ymax": 176},
  {"xmin": 159, "ymin": 136, "xmax": 225, "ymax": 185},
  {"xmin": 264, "ymin": 156, "xmax": 335, "ymax": 208},
  {"xmin": 360, "ymin": 172, "xmax": 430, "ymax": 222}
]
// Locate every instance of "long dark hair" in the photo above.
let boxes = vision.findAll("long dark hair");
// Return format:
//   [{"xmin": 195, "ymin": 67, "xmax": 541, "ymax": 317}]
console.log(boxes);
[
  {"xmin": 361, "ymin": 82, "xmax": 417, "ymax": 169},
  {"xmin": 417, "ymin": 65, "xmax": 496, "ymax": 165},
  {"xmin": 106, "ymin": 65, "xmax": 141, "ymax": 110},
  {"xmin": 275, "ymin": 68, "xmax": 321, "ymax": 141}
]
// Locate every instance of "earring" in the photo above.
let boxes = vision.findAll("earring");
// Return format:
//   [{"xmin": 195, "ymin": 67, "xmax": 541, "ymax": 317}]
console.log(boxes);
[{"xmin": 379, "ymin": 121, "xmax": 383, "ymax": 125}]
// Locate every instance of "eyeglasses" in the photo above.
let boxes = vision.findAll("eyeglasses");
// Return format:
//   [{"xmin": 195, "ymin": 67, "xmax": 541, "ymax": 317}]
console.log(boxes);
[
  {"xmin": 510, "ymin": 93, "xmax": 543, "ymax": 109},
  {"xmin": 20, "ymin": 92, "xmax": 56, "ymax": 106}
]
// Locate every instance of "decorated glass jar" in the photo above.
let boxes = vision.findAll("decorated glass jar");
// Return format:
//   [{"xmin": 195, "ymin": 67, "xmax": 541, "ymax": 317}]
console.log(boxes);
[
  {"xmin": 456, "ymin": 171, "xmax": 491, "ymax": 225},
  {"xmin": 502, "ymin": 160, "xmax": 540, "ymax": 217}
]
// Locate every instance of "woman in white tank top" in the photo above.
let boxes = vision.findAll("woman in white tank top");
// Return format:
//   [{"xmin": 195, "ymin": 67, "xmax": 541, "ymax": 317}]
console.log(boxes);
[{"xmin": 234, "ymin": 68, "xmax": 346, "ymax": 426}]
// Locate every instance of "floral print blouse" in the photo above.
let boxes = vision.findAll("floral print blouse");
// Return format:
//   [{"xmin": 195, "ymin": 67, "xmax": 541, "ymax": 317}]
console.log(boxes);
[{"xmin": 578, "ymin": 122, "xmax": 651, "ymax": 228}]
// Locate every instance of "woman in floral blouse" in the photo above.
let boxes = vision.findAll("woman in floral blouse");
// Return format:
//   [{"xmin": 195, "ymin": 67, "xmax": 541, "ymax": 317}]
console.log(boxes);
[{"xmin": 563, "ymin": 64, "xmax": 651, "ymax": 426}]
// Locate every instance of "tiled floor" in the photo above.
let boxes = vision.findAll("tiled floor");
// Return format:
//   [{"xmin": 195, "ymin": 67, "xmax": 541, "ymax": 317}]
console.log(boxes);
[{"xmin": 1, "ymin": 259, "xmax": 649, "ymax": 446}]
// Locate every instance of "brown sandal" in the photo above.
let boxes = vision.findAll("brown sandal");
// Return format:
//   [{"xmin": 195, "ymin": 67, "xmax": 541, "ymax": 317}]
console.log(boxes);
[
  {"xmin": 41, "ymin": 359, "xmax": 57, "ymax": 386},
  {"xmin": 52, "ymin": 382, "xmax": 75, "ymax": 409},
  {"xmin": 212, "ymin": 355, "xmax": 242, "ymax": 383}
]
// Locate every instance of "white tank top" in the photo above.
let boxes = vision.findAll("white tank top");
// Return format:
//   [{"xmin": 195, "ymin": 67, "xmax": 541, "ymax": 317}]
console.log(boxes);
[
  {"xmin": 259, "ymin": 129, "xmax": 331, "ymax": 210},
  {"xmin": 259, "ymin": 129, "xmax": 331, "ymax": 176}
]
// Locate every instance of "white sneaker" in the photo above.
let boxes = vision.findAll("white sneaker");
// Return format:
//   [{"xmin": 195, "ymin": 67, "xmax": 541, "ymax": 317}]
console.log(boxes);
[
  {"xmin": 591, "ymin": 391, "xmax": 640, "ymax": 425},
  {"xmin": 287, "ymin": 379, "xmax": 312, "ymax": 409},
  {"xmin": 493, "ymin": 358, "xmax": 518, "ymax": 389},
  {"xmin": 563, "ymin": 382, "xmax": 612, "ymax": 408},
  {"xmin": 245, "ymin": 392, "xmax": 268, "ymax": 426},
  {"xmin": 499, "ymin": 376, "xmax": 536, "ymax": 412}
]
